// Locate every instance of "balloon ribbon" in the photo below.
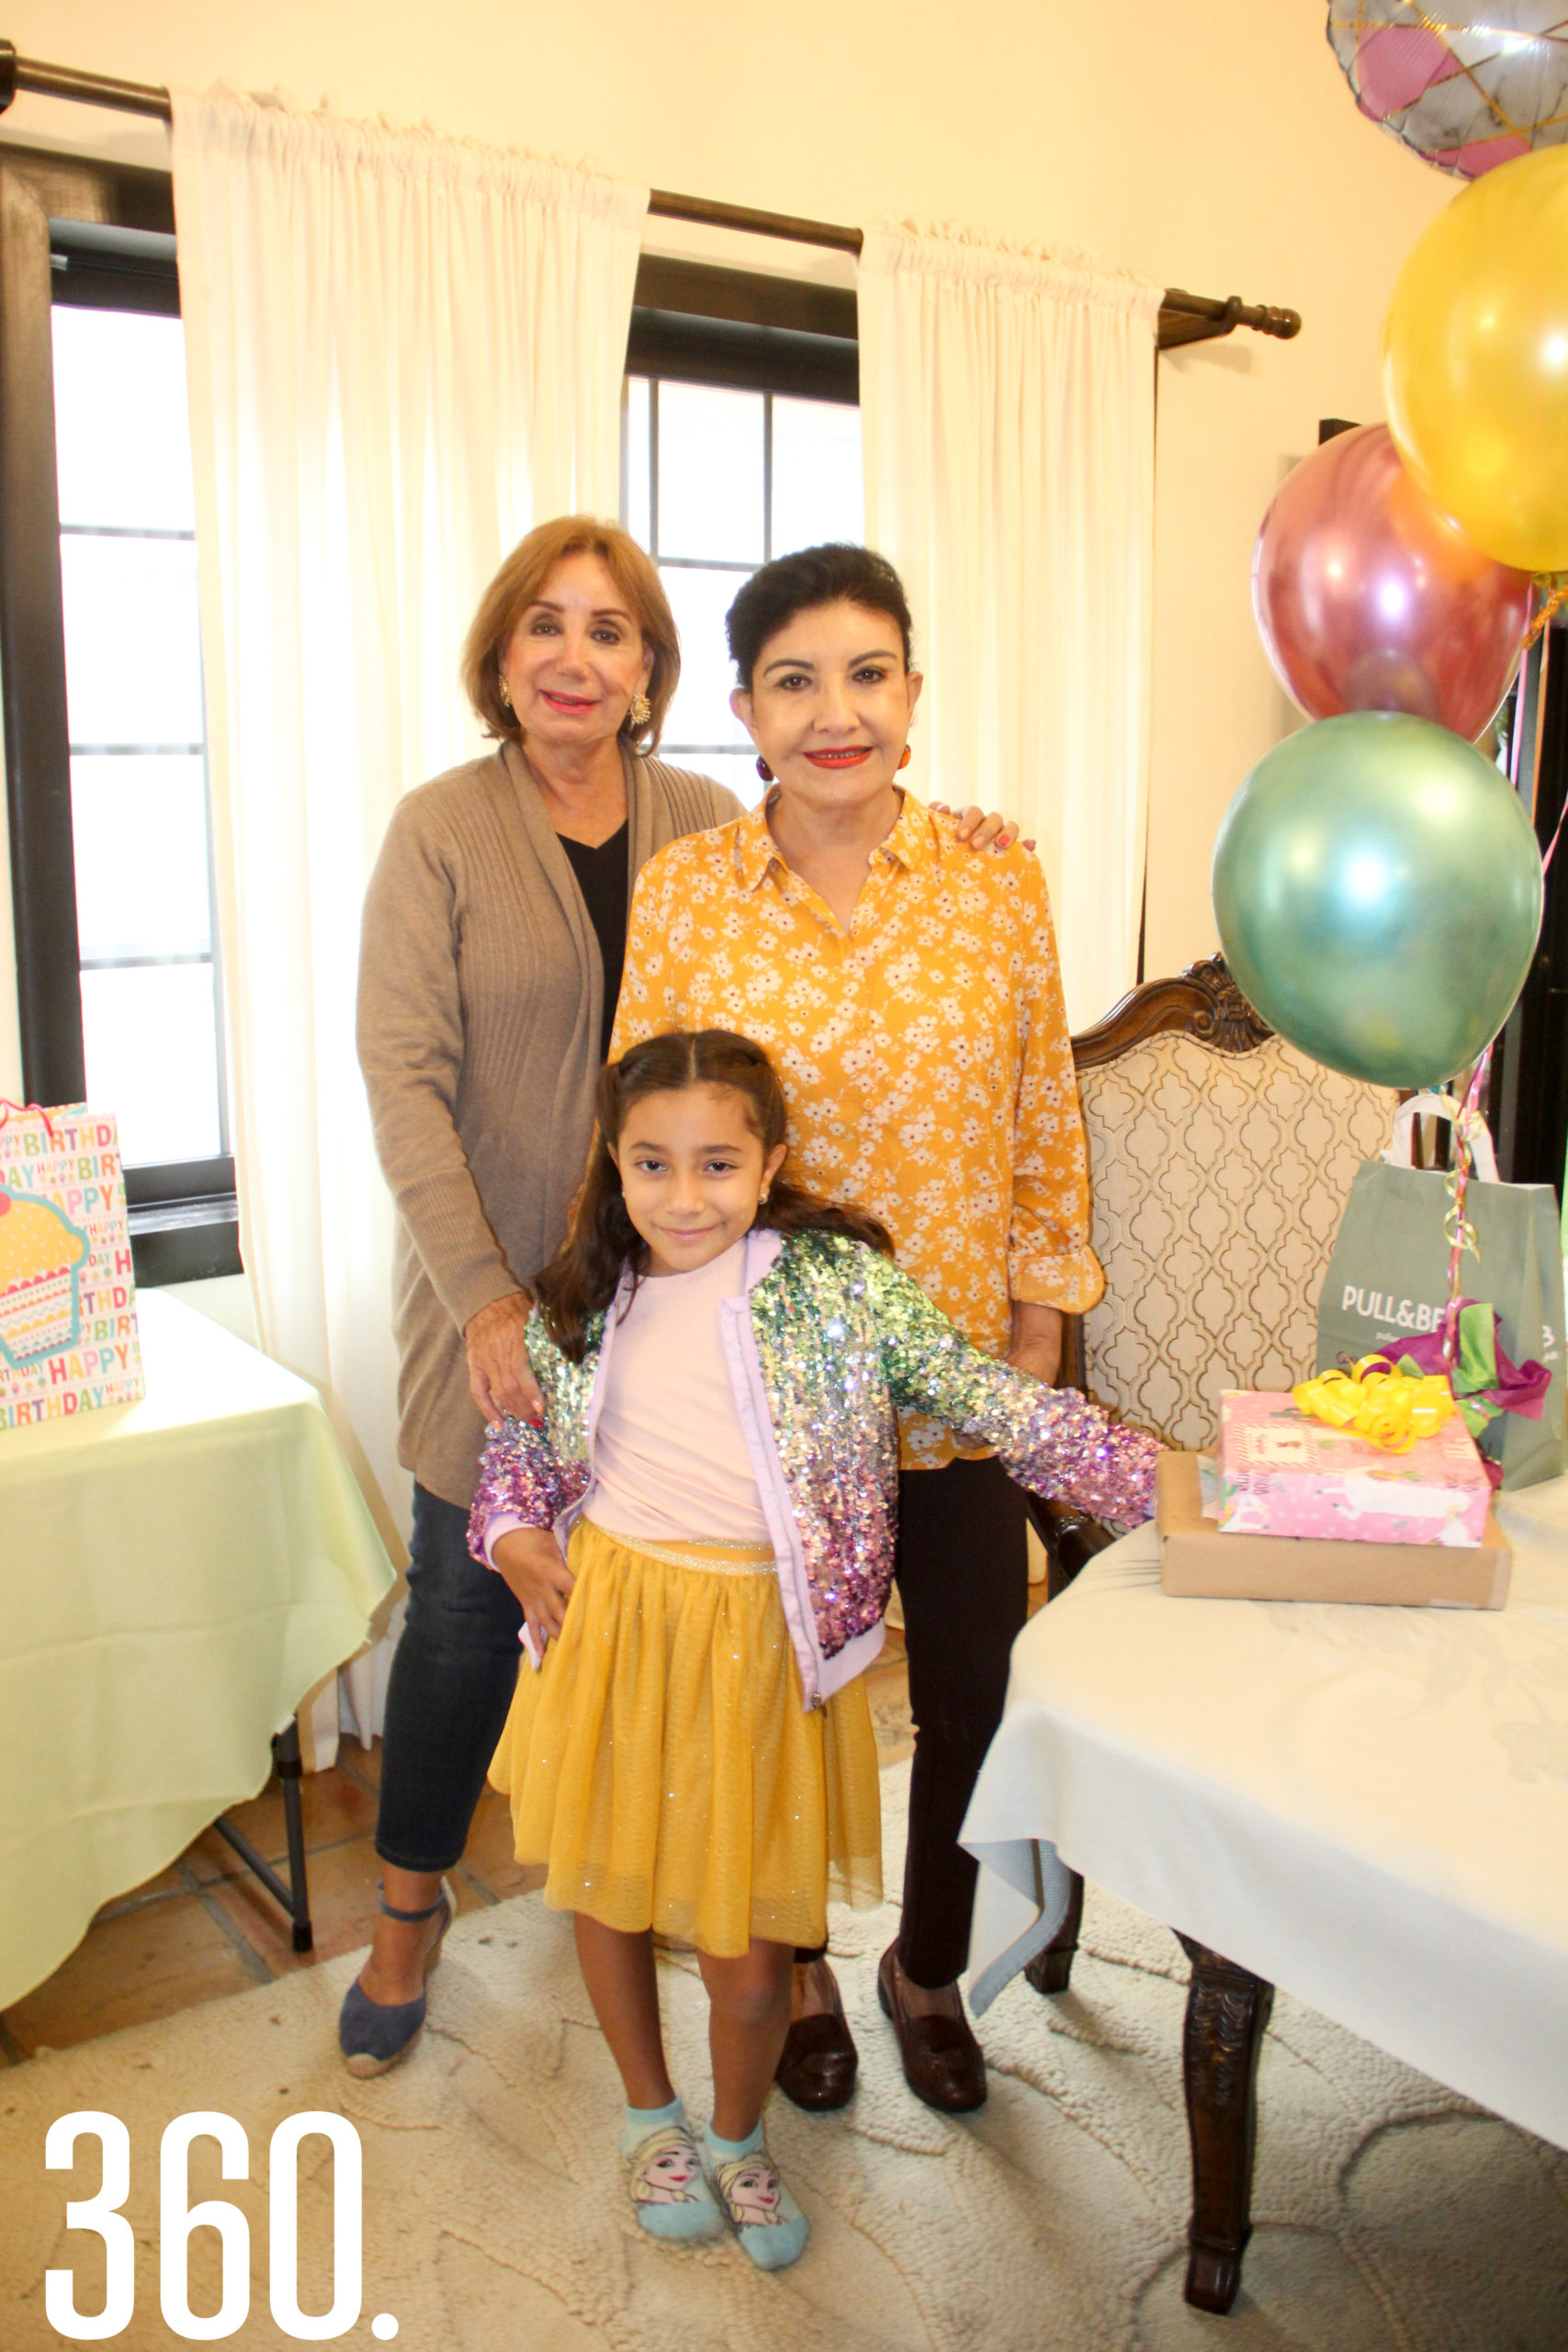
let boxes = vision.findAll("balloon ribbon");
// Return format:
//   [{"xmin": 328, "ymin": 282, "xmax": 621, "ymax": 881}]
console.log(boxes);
[
  {"xmin": 1438, "ymin": 1049, "xmax": 1494, "ymax": 1369},
  {"xmin": 1292, "ymin": 1355, "xmax": 1456, "ymax": 1453},
  {"xmin": 1432, "ymin": 575, "xmax": 1562, "ymax": 1367},
  {"xmin": 1522, "ymin": 574, "xmax": 1568, "ymax": 653}
]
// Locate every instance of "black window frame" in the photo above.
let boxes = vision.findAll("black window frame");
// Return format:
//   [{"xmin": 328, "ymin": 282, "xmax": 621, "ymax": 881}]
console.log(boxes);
[
  {"xmin": 623, "ymin": 254, "xmax": 860, "ymax": 778},
  {"xmin": 0, "ymin": 141, "xmax": 240, "ymax": 1283}
]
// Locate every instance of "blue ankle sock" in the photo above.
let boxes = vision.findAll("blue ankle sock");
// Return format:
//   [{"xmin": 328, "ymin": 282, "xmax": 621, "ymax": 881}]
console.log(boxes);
[
  {"xmin": 619, "ymin": 2096, "xmax": 684, "ymax": 2154},
  {"xmin": 703, "ymin": 2121, "xmax": 809, "ymax": 2270},
  {"xmin": 621, "ymin": 2100, "xmax": 723, "ymax": 2243}
]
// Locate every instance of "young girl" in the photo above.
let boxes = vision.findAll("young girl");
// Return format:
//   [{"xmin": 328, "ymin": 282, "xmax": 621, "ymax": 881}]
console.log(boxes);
[{"xmin": 470, "ymin": 1029, "xmax": 1157, "ymax": 2270}]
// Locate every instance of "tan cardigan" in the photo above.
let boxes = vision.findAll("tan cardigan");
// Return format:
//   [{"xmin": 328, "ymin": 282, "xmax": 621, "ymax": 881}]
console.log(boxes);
[{"xmin": 357, "ymin": 739, "xmax": 740, "ymax": 1507}]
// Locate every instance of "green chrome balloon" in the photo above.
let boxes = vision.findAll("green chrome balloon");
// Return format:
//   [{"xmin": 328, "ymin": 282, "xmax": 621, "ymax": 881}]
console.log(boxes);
[{"xmin": 1212, "ymin": 712, "xmax": 1541, "ymax": 1089}]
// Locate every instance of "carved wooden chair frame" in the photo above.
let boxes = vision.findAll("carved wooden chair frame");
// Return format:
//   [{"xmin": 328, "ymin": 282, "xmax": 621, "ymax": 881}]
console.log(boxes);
[{"xmin": 1029, "ymin": 952, "xmax": 1280, "ymax": 2317}]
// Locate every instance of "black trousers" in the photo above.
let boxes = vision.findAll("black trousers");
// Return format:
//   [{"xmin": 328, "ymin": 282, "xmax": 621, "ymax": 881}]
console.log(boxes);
[{"xmin": 798, "ymin": 1453, "xmax": 1029, "ymax": 1988}]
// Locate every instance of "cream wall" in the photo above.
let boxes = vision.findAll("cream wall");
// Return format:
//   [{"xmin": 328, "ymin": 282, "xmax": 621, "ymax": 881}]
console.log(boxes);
[{"xmin": 0, "ymin": 0, "xmax": 1455, "ymax": 1110}]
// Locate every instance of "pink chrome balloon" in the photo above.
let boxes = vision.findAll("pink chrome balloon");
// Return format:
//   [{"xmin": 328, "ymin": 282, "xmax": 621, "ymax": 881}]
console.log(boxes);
[{"xmin": 1251, "ymin": 424, "xmax": 1533, "ymax": 741}]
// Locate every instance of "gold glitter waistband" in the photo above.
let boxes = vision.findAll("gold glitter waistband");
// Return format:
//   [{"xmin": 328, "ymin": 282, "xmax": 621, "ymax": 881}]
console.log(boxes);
[{"xmin": 582, "ymin": 1521, "xmax": 779, "ymax": 1578}]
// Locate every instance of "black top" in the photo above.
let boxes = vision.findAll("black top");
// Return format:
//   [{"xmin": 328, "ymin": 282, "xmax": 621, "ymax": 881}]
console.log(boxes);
[{"xmin": 558, "ymin": 820, "xmax": 630, "ymax": 1063}]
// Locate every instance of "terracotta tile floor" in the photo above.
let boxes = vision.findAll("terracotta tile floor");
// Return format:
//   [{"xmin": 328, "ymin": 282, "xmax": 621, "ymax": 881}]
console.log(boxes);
[{"xmin": 0, "ymin": 1633, "xmax": 918, "ymax": 2066}]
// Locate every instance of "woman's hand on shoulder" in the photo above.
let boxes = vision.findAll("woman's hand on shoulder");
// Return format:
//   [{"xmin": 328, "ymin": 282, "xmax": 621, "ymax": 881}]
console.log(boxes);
[
  {"xmin": 931, "ymin": 801, "xmax": 1036, "ymax": 854},
  {"xmin": 466, "ymin": 1291, "xmax": 545, "ymax": 1423},
  {"xmin": 491, "ymin": 1525, "xmax": 576, "ymax": 1650}
]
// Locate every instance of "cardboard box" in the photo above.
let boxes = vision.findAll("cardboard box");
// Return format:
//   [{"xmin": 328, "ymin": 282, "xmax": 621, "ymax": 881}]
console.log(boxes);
[
  {"xmin": 1218, "ymin": 1388, "xmax": 1491, "ymax": 1547},
  {"xmin": 1156, "ymin": 1452, "xmax": 1510, "ymax": 1609}
]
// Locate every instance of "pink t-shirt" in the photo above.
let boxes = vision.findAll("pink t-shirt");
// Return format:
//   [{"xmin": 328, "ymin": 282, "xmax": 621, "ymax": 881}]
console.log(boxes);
[{"xmin": 582, "ymin": 1238, "xmax": 772, "ymax": 1547}]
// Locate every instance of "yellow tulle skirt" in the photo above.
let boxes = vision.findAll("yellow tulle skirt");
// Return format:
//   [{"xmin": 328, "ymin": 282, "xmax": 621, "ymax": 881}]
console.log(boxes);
[{"xmin": 488, "ymin": 1518, "xmax": 883, "ymax": 1957}]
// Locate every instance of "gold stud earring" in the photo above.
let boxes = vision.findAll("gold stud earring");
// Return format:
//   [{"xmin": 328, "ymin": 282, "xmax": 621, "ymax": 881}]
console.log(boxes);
[
  {"xmin": 497, "ymin": 673, "xmax": 513, "ymax": 712},
  {"xmin": 628, "ymin": 690, "xmax": 651, "ymax": 729}
]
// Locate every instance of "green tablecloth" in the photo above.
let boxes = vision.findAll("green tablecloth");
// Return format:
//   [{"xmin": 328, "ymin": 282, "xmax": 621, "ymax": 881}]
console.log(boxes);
[{"xmin": 0, "ymin": 1290, "xmax": 396, "ymax": 2009}]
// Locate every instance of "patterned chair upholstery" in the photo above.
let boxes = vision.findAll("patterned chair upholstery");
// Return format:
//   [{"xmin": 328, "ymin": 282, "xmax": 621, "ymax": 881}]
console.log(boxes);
[{"xmin": 1064, "ymin": 956, "xmax": 1396, "ymax": 1449}]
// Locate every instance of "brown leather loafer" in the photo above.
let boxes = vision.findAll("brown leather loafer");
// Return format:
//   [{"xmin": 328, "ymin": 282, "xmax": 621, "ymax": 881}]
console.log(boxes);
[
  {"xmin": 775, "ymin": 2007, "xmax": 859, "ymax": 2109},
  {"xmin": 775, "ymin": 1964, "xmax": 858, "ymax": 2109},
  {"xmin": 876, "ymin": 1941, "xmax": 987, "ymax": 2113}
]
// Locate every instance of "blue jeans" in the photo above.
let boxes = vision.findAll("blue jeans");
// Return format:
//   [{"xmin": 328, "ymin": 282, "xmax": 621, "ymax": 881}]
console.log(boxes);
[{"xmin": 374, "ymin": 1483, "xmax": 524, "ymax": 1874}]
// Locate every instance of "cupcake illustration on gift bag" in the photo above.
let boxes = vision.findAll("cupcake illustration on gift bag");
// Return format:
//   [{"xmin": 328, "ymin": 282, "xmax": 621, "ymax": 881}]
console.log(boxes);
[{"xmin": 0, "ymin": 1190, "xmax": 89, "ymax": 1370}]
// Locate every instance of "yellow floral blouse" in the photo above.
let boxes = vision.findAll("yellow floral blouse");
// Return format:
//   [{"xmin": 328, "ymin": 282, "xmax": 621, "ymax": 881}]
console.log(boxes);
[{"xmin": 610, "ymin": 795, "xmax": 1105, "ymax": 1467}]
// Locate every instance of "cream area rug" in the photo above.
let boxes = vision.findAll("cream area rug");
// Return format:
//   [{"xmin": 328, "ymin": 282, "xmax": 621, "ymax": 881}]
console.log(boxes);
[{"xmin": 4, "ymin": 1763, "xmax": 1567, "ymax": 2351}]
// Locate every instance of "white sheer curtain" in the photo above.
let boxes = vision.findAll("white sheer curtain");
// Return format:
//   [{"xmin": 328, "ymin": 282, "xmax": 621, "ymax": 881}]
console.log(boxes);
[
  {"xmin": 857, "ymin": 222, "xmax": 1160, "ymax": 1031},
  {"xmin": 172, "ymin": 88, "xmax": 647, "ymax": 1758}
]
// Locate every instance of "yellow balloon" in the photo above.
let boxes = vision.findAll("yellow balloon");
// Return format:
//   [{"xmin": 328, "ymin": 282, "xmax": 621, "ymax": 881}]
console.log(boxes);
[{"xmin": 1383, "ymin": 144, "xmax": 1568, "ymax": 575}]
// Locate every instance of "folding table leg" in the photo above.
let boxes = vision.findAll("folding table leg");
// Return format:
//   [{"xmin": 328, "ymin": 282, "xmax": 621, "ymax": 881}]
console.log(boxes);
[
  {"xmin": 273, "ymin": 1720, "xmax": 315, "ymax": 1953},
  {"xmin": 1024, "ymin": 1870, "xmax": 1085, "ymax": 1996},
  {"xmin": 211, "ymin": 1719, "xmax": 316, "ymax": 1954},
  {"xmin": 1176, "ymin": 1934, "xmax": 1274, "ymax": 2315}
]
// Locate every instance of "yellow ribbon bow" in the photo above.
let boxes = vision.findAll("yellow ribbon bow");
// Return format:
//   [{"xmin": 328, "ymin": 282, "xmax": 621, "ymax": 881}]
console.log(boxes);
[{"xmin": 1291, "ymin": 1355, "xmax": 1455, "ymax": 1454}]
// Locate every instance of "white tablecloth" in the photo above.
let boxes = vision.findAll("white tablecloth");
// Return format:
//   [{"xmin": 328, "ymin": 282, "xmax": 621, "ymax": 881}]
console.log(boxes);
[
  {"xmin": 0, "ymin": 1291, "xmax": 397, "ymax": 2009},
  {"xmin": 962, "ymin": 1476, "xmax": 1568, "ymax": 2152}
]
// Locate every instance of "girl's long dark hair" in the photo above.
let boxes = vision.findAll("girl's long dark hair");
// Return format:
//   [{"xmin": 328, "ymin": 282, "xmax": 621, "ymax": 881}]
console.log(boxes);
[{"xmin": 534, "ymin": 1029, "xmax": 894, "ymax": 1361}]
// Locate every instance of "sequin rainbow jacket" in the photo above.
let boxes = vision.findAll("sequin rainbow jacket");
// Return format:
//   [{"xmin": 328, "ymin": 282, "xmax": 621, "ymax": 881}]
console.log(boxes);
[{"xmin": 470, "ymin": 1227, "xmax": 1158, "ymax": 1708}]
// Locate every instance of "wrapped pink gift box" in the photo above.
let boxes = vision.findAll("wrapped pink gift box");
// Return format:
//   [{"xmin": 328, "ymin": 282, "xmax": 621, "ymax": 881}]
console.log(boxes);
[{"xmin": 1217, "ymin": 1389, "xmax": 1491, "ymax": 1547}]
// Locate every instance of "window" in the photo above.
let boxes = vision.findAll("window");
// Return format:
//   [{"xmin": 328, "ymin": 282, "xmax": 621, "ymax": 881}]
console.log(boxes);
[
  {"xmin": 622, "ymin": 259, "xmax": 862, "ymax": 803},
  {"xmin": 53, "ymin": 255, "xmax": 228, "ymax": 1174},
  {"xmin": 0, "ymin": 146, "xmax": 238, "ymax": 1281}
]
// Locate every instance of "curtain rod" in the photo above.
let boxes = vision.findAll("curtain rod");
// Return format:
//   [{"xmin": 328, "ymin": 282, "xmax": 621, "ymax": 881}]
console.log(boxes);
[{"xmin": 0, "ymin": 40, "xmax": 1303, "ymax": 346}]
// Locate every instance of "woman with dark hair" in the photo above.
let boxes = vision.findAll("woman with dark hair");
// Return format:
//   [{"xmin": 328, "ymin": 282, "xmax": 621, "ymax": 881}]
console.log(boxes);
[
  {"xmin": 611, "ymin": 543, "xmax": 1108, "ymax": 2114},
  {"xmin": 469, "ymin": 1028, "xmax": 1156, "ymax": 2260},
  {"xmin": 346, "ymin": 520, "xmax": 1023, "ymax": 2077}
]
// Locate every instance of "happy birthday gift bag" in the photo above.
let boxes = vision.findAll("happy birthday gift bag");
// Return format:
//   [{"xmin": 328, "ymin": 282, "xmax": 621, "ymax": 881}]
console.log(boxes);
[
  {"xmin": 0, "ymin": 1101, "xmax": 143, "ymax": 1429},
  {"xmin": 1314, "ymin": 1100, "xmax": 1566, "ymax": 1490}
]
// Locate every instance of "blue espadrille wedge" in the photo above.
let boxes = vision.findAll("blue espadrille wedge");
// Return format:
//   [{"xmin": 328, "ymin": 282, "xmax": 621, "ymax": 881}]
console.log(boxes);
[{"xmin": 338, "ymin": 1878, "xmax": 455, "ymax": 2078}]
